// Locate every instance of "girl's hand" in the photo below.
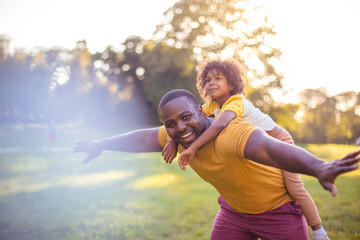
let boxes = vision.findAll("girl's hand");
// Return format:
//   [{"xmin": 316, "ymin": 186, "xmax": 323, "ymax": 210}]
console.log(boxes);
[
  {"xmin": 162, "ymin": 140, "xmax": 178, "ymax": 163},
  {"xmin": 178, "ymin": 148, "xmax": 195, "ymax": 170}
]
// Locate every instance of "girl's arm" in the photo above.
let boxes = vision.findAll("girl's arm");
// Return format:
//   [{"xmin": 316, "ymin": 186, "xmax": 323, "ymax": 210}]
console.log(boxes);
[
  {"xmin": 162, "ymin": 139, "xmax": 178, "ymax": 164},
  {"xmin": 178, "ymin": 110, "xmax": 236, "ymax": 170}
]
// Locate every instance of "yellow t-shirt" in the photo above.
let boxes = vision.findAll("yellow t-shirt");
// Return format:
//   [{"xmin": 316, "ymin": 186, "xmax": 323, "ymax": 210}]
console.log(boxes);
[
  {"xmin": 202, "ymin": 94, "xmax": 244, "ymax": 118},
  {"xmin": 202, "ymin": 94, "xmax": 277, "ymax": 130},
  {"xmin": 158, "ymin": 118, "xmax": 293, "ymax": 214}
]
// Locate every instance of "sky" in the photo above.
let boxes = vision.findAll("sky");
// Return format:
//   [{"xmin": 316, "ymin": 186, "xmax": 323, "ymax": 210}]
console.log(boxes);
[{"xmin": 0, "ymin": 0, "xmax": 359, "ymax": 103}]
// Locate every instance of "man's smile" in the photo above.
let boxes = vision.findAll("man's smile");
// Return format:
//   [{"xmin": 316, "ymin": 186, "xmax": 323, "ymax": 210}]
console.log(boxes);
[{"xmin": 180, "ymin": 131, "xmax": 193, "ymax": 139}]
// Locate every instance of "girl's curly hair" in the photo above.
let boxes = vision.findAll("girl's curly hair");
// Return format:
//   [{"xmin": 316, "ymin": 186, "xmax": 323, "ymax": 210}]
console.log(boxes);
[{"xmin": 196, "ymin": 58, "xmax": 246, "ymax": 101}]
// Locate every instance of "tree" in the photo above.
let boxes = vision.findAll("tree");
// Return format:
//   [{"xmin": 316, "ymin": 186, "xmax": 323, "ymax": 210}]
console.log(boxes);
[
  {"xmin": 270, "ymin": 103, "xmax": 300, "ymax": 138},
  {"xmin": 0, "ymin": 44, "xmax": 53, "ymax": 122},
  {"xmin": 332, "ymin": 91, "xmax": 360, "ymax": 144},
  {"xmin": 297, "ymin": 88, "xmax": 336, "ymax": 143},
  {"xmin": 92, "ymin": 36, "xmax": 200, "ymax": 124},
  {"xmin": 139, "ymin": 41, "xmax": 199, "ymax": 118},
  {"xmin": 295, "ymin": 89, "xmax": 360, "ymax": 144},
  {"xmin": 153, "ymin": 0, "xmax": 284, "ymax": 110},
  {"xmin": 91, "ymin": 36, "xmax": 153, "ymax": 125}
]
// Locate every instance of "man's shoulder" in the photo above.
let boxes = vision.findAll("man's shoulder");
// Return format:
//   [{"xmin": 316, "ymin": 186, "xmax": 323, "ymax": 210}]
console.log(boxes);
[
  {"xmin": 214, "ymin": 118, "xmax": 258, "ymax": 158},
  {"xmin": 157, "ymin": 126, "xmax": 170, "ymax": 147},
  {"xmin": 219, "ymin": 118, "xmax": 258, "ymax": 143},
  {"xmin": 226, "ymin": 118, "xmax": 257, "ymax": 129}
]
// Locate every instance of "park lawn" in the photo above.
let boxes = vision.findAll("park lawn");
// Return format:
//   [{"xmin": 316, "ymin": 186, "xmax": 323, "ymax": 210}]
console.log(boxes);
[
  {"xmin": 0, "ymin": 143, "xmax": 359, "ymax": 240},
  {"xmin": 298, "ymin": 144, "xmax": 360, "ymax": 240}
]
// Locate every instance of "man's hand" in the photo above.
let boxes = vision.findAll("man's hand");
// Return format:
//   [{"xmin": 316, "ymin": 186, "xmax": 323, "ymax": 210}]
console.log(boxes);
[
  {"xmin": 72, "ymin": 140, "xmax": 103, "ymax": 165},
  {"xmin": 317, "ymin": 150, "xmax": 360, "ymax": 196}
]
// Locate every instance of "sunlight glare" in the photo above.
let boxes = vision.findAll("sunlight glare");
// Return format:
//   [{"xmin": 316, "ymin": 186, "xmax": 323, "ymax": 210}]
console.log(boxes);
[
  {"xmin": 130, "ymin": 173, "xmax": 178, "ymax": 190},
  {"xmin": 52, "ymin": 66, "xmax": 70, "ymax": 86},
  {"xmin": 93, "ymin": 60, "xmax": 103, "ymax": 69},
  {"xmin": 136, "ymin": 67, "xmax": 145, "ymax": 77},
  {"xmin": 0, "ymin": 170, "xmax": 135, "ymax": 196},
  {"xmin": 221, "ymin": 47, "xmax": 234, "ymax": 59},
  {"xmin": 245, "ymin": 56, "xmax": 264, "ymax": 72},
  {"xmin": 294, "ymin": 110, "xmax": 304, "ymax": 123},
  {"xmin": 60, "ymin": 171, "xmax": 134, "ymax": 186}
]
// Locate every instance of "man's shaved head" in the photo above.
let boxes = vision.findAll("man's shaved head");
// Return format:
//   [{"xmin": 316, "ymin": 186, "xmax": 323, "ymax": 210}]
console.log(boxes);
[{"xmin": 158, "ymin": 89, "xmax": 199, "ymax": 115}]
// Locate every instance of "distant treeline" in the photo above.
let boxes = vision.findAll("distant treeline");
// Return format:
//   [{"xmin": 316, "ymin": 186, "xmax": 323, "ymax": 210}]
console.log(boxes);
[{"xmin": 0, "ymin": 0, "xmax": 359, "ymax": 144}]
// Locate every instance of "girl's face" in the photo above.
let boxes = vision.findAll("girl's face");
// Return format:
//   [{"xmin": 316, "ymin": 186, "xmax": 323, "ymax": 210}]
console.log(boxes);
[{"xmin": 204, "ymin": 70, "xmax": 232, "ymax": 106}]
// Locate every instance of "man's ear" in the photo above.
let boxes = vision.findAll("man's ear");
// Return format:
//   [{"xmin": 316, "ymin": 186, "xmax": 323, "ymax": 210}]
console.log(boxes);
[{"xmin": 198, "ymin": 105, "xmax": 204, "ymax": 115}]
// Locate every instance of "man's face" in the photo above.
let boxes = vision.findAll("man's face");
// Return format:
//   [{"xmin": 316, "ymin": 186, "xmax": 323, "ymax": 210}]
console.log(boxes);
[{"xmin": 159, "ymin": 96, "xmax": 207, "ymax": 149}]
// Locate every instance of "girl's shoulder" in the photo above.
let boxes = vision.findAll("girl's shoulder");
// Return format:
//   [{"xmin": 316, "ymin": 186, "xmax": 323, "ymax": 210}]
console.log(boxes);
[{"xmin": 223, "ymin": 94, "xmax": 244, "ymax": 106}]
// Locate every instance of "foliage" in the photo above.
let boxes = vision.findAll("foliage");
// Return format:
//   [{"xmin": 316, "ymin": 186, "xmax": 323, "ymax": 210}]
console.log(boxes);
[
  {"xmin": 268, "ymin": 102, "xmax": 300, "ymax": 134},
  {"xmin": 0, "ymin": 0, "xmax": 359, "ymax": 144},
  {"xmin": 294, "ymin": 88, "xmax": 360, "ymax": 144},
  {"xmin": 140, "ymin": 42, "xmax": 200, "ymax": 115},
  {"xmin": 92, "ymin": 37, "xmax": 200, "ymax": 123},
  {"xmin": 153, "ymin": 0, "xmax": 284, "ymax": 108}
]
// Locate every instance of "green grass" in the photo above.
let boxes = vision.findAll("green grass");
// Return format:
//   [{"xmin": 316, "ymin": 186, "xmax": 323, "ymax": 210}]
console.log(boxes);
[
  {"xmin": 0, "ymin": 150, "xmax": 218, "ymax": 240},
  {"xmin": 0, "ymin": 124, "xmax": 359, "ymax": 239},
  {"xmin": 298, "ymin": 144, "xmax": 360, "ymax": 240}
]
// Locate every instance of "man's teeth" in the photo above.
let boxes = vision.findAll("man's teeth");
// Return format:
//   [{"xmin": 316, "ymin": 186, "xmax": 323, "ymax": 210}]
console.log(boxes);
[{"xmin": 180, "ymin": 132, "xmax": 192, "ymax": 138}]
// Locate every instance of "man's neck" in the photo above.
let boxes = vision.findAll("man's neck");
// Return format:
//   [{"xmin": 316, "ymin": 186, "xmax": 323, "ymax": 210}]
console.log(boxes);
[
  {"xmin": 207, "ymin": 116, "xmax": 215, "ymax": 126},
  {"xmin": 203, "ymin": 116, "xmax": 212, "ymax": 129}
]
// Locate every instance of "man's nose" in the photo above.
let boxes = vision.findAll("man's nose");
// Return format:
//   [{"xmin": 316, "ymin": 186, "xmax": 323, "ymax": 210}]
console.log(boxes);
[{"xmin": 177, "ymin": 121, "xmax": 187, "ymax": 131}]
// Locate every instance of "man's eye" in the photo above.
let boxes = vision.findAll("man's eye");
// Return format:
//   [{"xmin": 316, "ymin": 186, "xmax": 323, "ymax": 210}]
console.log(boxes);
[
  {"xmin": 183, "ymin": 115, "xmax": 191, "ymax": 120},
  {"xmin": 166, "ymin": 123, "xmax": 175, "ymax": 128}
]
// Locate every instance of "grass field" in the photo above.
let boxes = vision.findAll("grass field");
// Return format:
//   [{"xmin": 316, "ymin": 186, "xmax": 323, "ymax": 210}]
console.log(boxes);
[{"xmin": 0, "ymin": 124, "xmax": 359, "ymax": 239}]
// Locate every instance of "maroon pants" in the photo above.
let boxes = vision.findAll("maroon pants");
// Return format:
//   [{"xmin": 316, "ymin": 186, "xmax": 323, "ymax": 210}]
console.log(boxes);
[{"xmin": 210, "ymin": 196, "xmax": 309, "ymax": 240}]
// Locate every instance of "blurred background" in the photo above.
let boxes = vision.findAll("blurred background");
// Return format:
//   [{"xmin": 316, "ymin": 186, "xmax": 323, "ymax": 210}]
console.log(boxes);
[
  {"xmin": 0, "ymin": 0, "xmax": 360, "ymax": 239},
  {"xmin": 0, "ymin": 0, "xmax": 359, "ymax": 144}
]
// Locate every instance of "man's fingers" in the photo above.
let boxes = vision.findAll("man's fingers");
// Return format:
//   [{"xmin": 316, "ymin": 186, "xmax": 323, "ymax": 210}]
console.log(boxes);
[
  {"xmin": 332, "ymin": 186, "xmax": 338, "ymax": 197},
  {"xmin": 82, "ymin": 155, "xmax": 92, "ymax": 165},
  {"xmin": 74, "ymin": 140, "xmax": 86, "ymax": 145},
  {"xmin": 348, "ymin": 157, "xmax": 359, "ymax": 166},
  {"xmin": 335, "ymin": 164, "xmax": 358, "ymax": 175},
  {"xmin": 321, "ymin": 181, "xmax": 337, "ymax": 197},
  {"xmin": 339, "ymin": 156, "xmax": 360, "ymax": 166},
  {"xmin": 342, "ymin": 150, "xmax": 360, "ymax": 160},
  {"xmin": 73, "ymin": 141, "xmax": 90, "ymax": 153},
  {"xmin": 72, "ymin": 144, "xmax": 81, "ymax": 152}
]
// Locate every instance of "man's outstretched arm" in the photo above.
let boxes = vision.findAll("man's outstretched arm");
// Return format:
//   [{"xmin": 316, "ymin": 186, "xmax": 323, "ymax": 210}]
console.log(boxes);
[
  {"xmin": 244, "ymin": 129, "xmax": 360, "ymax": 196},
  {"xmin": 73, "ymin": 127, "xmax": 163, "ymax": 164}
]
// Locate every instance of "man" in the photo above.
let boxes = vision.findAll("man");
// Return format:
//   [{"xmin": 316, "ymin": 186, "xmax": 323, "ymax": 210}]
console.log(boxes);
[{"xmin": 73, "ymin": 89, "xmax": 359, "ymax": 239}]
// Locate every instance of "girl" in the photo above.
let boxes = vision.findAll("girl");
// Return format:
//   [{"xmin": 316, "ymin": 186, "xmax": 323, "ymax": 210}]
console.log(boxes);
[{"xmin": 162, "ymin": 58, "xmax": 329, "ymax": 240}]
